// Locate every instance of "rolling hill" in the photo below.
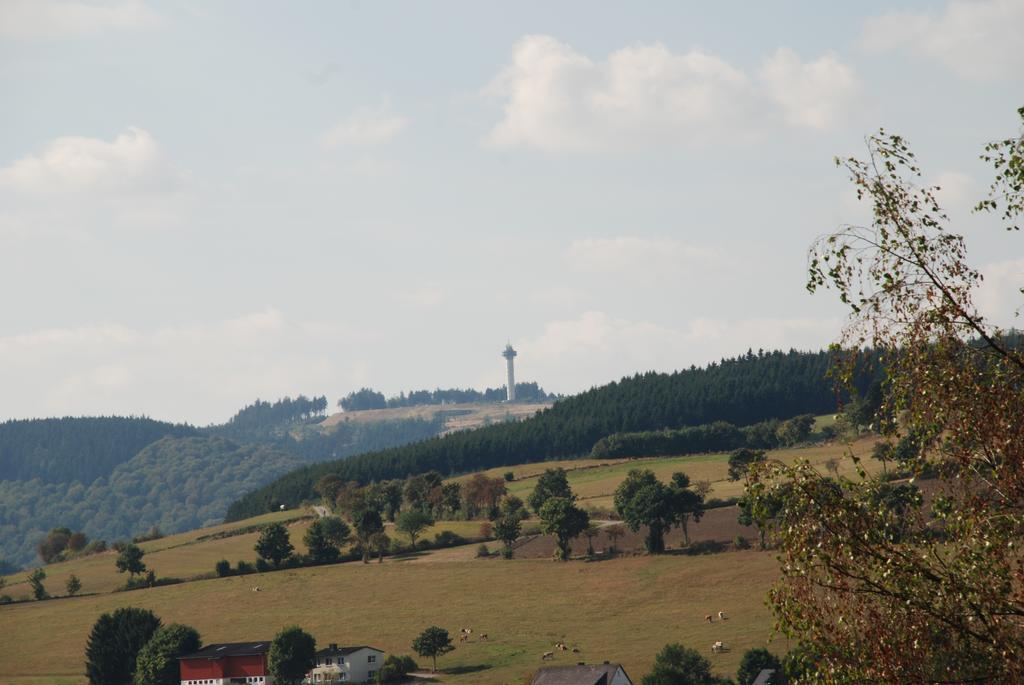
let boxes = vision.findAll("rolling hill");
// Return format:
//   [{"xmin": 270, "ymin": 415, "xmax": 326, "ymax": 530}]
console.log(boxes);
[
  {"xmin": 0, "ymin": 434, "xmax": 883, "ymax": 685},
  {"xmin": 228, "ymin": 348, "xmax": 879, "ymax": 520}
]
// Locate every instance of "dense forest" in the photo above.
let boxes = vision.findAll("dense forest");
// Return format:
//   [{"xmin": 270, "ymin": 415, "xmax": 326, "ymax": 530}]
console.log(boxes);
[
  {"xmin": 0, "ymin": 403, "xmax": 445, "ymax": 568},
  {"xmin": 212, "ymin": 395, "xmax": 328, "ymax": 440},
  {"xmin": 338, "ymin": 381, "xmax": 557, "ymax": 411},
  {"xmin": 0, "ymin": 416, "xmax": 197, "ymax": 483},
  {"xmin": 0, "ymin": 436, "xmax": 304, "ymax": 566},
  {"xmin": 227, "ymin": 348, "xmax": 878, "ymax": 520}
]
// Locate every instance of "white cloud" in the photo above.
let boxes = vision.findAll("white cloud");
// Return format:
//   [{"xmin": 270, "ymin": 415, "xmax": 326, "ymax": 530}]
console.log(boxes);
[
  {"xmin": 567, "ymin": 236, "xmax": 718, "ymax": 273},
  {"xmin": 483, "ymin": 35, "xmax": 860, "ymax": 151},
  {"xmin": 321, "ymin": 107, "xmax": 409, "ymax": 148},
  {"xmin": 976, "ymin": 259, "xmax": 1024, "ymax": 324},
  {"xmin": 860, "ymin": 0, "xmax": 1024, "ymax": 80},
  {"xmin": 0, "ymin": 127, "xmax": 189, "ymax": 232},
  {"xmin": 759, "ymin": 48, "xmax": 861, "ymax": 129},
  {"xmin": 0, "ymin": 0, "xmax": 161, "ymax": 40},
  {"xmin": 0, "ymin": 127, "xmax": 176, "ymax": 195},
  {"xmin": 517, "ymin": 310, "xmax": 839, "ymax": 391},
  {"xmin": 0, "ymin": 310, "xmax": 382, "ymax": 424}
]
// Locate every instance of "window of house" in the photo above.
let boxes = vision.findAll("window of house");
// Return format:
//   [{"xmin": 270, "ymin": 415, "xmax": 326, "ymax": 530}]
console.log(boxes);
[
  {"xmin": 327, "ymin": 657, "xmax": 333, "ymax": 665},
  {"xmin": 368, "ymin": 670, "xmax": 375, "ymax": 679},
  {"xmin": 367, "ymin": 655, "xmax": 376, "ymax": 663}
]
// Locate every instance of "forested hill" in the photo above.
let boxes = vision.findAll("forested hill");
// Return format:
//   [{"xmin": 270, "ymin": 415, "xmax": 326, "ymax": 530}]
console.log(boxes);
[
  {"xmin": 0, "ymin": 417, "xmax": 197, "ymax": 483},
  {"xmin": 227, "ymin": 348, "xmax": 877, "ymax": 520}
]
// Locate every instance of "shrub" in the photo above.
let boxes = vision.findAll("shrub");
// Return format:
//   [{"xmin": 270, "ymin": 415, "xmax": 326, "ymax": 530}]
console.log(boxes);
[
  {"xmin": 479, "ymin": 521, "xmax": 493, "ymax": 538},
  {"xmin": 255, "ymin": 557, "xmax": 270, "ymax": 572},
  {"xmin": 683, "ymin": 540, "xmax": 727, "ymax": 556},
  {"xmin": 734, "ymin": 535, "xmax": 752, "ymax": 550},
  {"xmin": 236, "ymin": 560, "xmax": 255, "ymax": 575},
  {"xmin": 475, "ymin": 543, "xmax": 490, "ymax": 558},
  {"xmin": 433, "ymin": 531, "xmax": 466, "ymax": 548},
  {"xmin": 0, "ymin": 594, "xmax": 12, "ymax": 604},
  {"xmin": 83, "ymin": 540, "xmax": 108, "ymax": 555},
  {"xmin": 504, "ymin": 471, "xmax": 514, "ymax": 482},
  {"xmin": 215, "ymin": 560, "xmax": 232, "ymax": 577}
]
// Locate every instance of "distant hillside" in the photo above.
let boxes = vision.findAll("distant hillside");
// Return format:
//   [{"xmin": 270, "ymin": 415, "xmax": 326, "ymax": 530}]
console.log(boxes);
[
  {"xmin": 0, "ymin": 416, "xmax": 197, "ymax": 483},
  {"xmin": 0, "ymin": 404, "xmax": 447, "ymax": 570},
  {"xmin": 227, "ymin": 348, "xmax": 879, "ymax": 520}
]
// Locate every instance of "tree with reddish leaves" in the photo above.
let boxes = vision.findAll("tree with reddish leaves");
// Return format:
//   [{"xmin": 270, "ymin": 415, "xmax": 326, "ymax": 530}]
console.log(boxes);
[{"xmin": 751, "ymin": 108, "xmax": 1024, "ymax": 682}]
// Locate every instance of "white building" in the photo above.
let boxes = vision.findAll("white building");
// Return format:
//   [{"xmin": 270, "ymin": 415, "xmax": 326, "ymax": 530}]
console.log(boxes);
[{"xmin": 305, "ymin": 644, "xmax": 385, "ymax": 684}]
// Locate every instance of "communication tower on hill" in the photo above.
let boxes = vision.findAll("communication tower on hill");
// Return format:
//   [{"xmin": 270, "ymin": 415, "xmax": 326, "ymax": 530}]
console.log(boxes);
[{"xmin": 502, "ymin": 343, "xmax": 517, "ymax": 402}]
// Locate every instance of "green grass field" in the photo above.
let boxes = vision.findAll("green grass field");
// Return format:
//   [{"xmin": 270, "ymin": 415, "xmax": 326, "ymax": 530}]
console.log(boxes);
[
  {"xmin": 493, "ymin": 436, "xmax": 877, "ymax": 511},
  {"xmin": 0, "ymin": 551, "xmax": 783, "ymax": 685}
]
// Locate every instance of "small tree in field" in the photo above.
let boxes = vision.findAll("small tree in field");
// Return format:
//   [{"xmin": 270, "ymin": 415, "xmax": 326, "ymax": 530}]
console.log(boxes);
[
  {"xmin": 604, "ymin": 524, "xmax": 626, "ymax": 554},
  {"xmin": 412, "ymin": 626, "xmax": 454, "ymax": 672},
  {"xmin": 493, "ymin": 512, "xmax": 522, "ymax": 559},
  {"xmin": 255, "ymin": 523, "xmax": 294, "ymax": 567},
  {"xmin": 539, "ymin": 496, "xmax": 589, "ymax": 561},
  {"xmin": 396, "ymin": 509, "xmax": 433, "ymax": 548},
  {"xmin": 115, "ymin": 544, "xmax": 146, "ymax": 579},
  {"xmin": 66, "ymin": 573, "xmax": 82, "ymax": 596},
  {"xmin": 28, "ymin": 568, "xmax": 47, "ymax": 599},
  {"xmin": 269, "ymin": 625, "xmax": 316, "ymax": 685}
]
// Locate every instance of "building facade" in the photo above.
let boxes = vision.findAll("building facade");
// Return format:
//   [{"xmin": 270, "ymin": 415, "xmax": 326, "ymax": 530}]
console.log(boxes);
[
  {"xmin": 305, "ymin": 644, "xmax": 386, "ymax": 684},
  {"xmin": 178, "ymin": 642, "xmax": 273, "ymax": 685}
]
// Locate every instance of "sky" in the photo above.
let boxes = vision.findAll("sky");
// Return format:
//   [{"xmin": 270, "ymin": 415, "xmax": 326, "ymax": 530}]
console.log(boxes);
[{"xmin": 0, "ymin": 0, "xmax": 1022, "ymax": 424}]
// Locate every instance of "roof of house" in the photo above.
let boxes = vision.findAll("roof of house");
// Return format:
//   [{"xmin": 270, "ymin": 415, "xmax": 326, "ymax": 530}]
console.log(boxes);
[
  {"xmin": 752, "ymin": 669, "xmax": 777, "ymax": 685},
  {"xmin": 531, "ymin": 663, "xmax": 631, "ymax": 685},
  {"xmin": 316, "ymin": 645, "xmax": 385, "ymax": 657},
  {"xmin": 178, "ymin": 642, "xmax": 272, "ymax": 660}
]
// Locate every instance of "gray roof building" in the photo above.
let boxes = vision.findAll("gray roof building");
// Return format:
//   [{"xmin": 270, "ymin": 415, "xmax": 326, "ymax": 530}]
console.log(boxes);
[{"xmin": 531, "ymin": 662, "xmax": 634, "ymax": 685}]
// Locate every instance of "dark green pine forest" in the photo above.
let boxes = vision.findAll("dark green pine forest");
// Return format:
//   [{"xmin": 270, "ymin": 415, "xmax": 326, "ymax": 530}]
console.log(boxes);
[{"xmin": 226, "ymin": 348, "xmax": 877, "ymax": 520}]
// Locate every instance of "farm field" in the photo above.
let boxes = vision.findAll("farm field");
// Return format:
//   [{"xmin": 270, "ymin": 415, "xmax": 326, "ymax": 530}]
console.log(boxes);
[
  {"xmin": 0, "ymin": 550, "xmax": 782, "ymax": 685},
  {"xmin": 0, "ymin": 514, "xmax": 486, "ymax": 601},
  {"xmin": 485, "ymin": 435, "xmax": 879, "ymax": 512}
]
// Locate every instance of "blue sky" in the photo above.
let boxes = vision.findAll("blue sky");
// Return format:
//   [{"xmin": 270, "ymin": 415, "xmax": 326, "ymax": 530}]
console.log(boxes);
[{"xmin": 1, "ymin": 0, "xmax": 1022, "ymax": 423}]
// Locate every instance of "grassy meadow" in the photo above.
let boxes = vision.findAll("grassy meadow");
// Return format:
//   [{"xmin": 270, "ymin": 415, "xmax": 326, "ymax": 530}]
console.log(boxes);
[
  {"xmin": 0, "ymin": 431, "xmax": 882, "ymax": 684},
  {"xmin": 0, "ymin": 550, "xmax": 783, "ymax": 685}
]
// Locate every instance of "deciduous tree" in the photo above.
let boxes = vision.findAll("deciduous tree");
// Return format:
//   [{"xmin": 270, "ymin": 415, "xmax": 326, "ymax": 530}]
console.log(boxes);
[
  {"xmin": 539, "ymin": 496, "xmax": 589, "ymax": 561},
  {"xmin": 528, "ymin": 468, "xmax": 573, "ymax": 513},
  {"xmin": 396, "ymin": 509, "xmax": 433, "ymax": 548},
  {"xmin": 133, "ymin": 623, "xmax": 201, "ymax": 685},
  {"xmin": 752, "ymin": 109, "xmax": 1024, "ymax": 681},
  {"xmin": 411, "ymin": 626, "xmax": 454, "ymax": 672},
  {"xmin": 255, "ymin": 523, "xmax": 293, "ymax": 567},
  {"xmin": 268, "ymin": 626, "xmax": 316, "ymax": 685},
  {"xmin": 115, "ymin": 544, "xmax": 147, "ymax": 579},
  {"xmin": 85, "ymin": 607, "xmax": 161, "ymax": 685}
]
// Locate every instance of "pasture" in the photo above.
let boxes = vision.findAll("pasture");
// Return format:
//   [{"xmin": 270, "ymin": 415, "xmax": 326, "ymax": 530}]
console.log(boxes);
[{"xmin": 0, "ymin": 550, "xmax": 782, "ymax": 685}]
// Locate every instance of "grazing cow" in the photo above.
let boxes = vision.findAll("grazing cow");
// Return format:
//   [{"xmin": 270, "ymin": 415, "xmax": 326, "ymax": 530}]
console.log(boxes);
[
  {"xmin": 711, "ymin": 641, "xmax": 725, "ymax": 653},
  {"xmin": 704, "ymin": 614, "xmax": 713, "ymax": 623},
  {"xmin": 571, "ymin": 647, "xmax": 580, "ymax": 653},
  {"xmin": 479, "ymin": 633, "xmax": 488, "ymax": 641},
  {"xmin": 542, "ymin": 651, "xmax": 554, "ymax": 660},
  {"xmin": 252, "ymin": 587, "xmax": 261, "ymax": 592},
  {"xmin": 459, "ymin": 634, "xmax": 468, "ymax": 643},
  {"xmin": 556, "ymin": 643, "xmax": 568, "ymax": 651},
  {"xmin": 461, "ymin": 627, "xmax": 472, "ymax": 634},
  {"xmin": 718, "ymin": 611, "xmax": 727, "ymax": 620}
]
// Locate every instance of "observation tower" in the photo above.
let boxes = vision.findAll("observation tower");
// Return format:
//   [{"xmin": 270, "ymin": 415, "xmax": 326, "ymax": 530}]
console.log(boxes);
[{"xmin": 502, "ymin": 343, "xmax": 517, "ymax": 402}]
